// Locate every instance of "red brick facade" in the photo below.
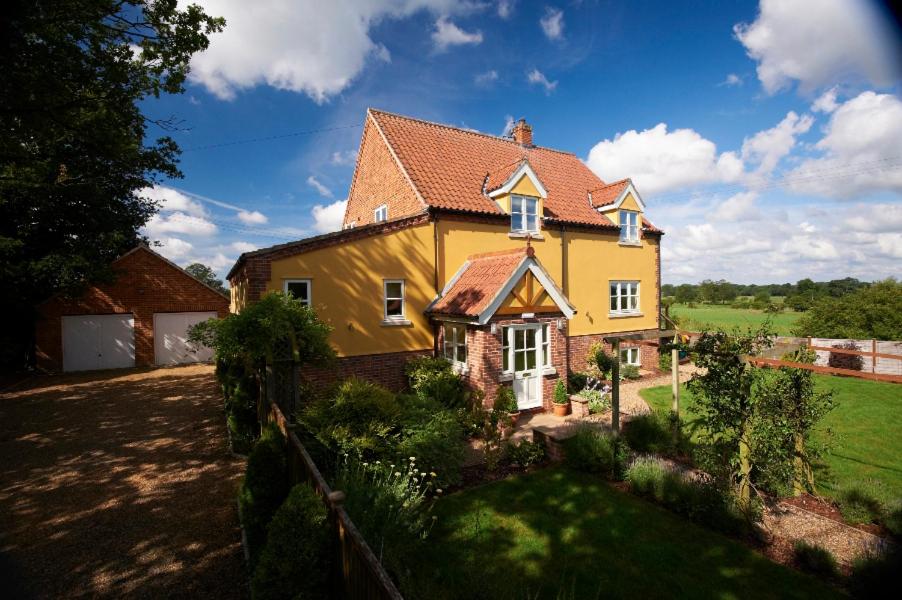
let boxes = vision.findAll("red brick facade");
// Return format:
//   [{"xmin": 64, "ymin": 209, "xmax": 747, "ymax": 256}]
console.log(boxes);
[
  {"xmin": 299, "ymin": 349, "xmax": 432, "ymax": 392},
  {"xmin": 35, "ymin": 246, "xmax": 229, "ymax": 371},
  {"xmin": 343, "ymin": 115, "xmax": 425, "ymax": 228},
  {"xmin": 568, "ymin": 331, "xmax": 662, "ymax": 374}
]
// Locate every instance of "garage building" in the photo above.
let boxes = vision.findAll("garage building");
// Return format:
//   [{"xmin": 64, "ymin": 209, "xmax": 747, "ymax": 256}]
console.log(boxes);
[{"xmin": 35, "ymin": 245, "xmax": 229, "ymax": 372}]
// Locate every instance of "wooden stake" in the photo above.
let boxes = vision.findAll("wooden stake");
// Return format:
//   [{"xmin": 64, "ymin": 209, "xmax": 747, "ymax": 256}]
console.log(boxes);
[
  {"xmin": 671, "ymin": 346, "xmax": 680, "ymax": 415},
  {"xmin": 611, "ymin": 340, "xmax": 620, "ymax": 434}
]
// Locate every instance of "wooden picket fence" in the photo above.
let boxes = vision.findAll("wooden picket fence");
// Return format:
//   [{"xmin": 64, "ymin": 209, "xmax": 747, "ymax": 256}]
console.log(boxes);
[{"xmin": 267, "ymin": 399, "xmax": 404, "ymax": 600}]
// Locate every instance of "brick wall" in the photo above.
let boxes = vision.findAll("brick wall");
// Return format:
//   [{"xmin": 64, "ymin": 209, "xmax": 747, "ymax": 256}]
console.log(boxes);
[
  {"xmin": 299, "ymin": 349, "xmax": 432, "ymax": 392},
  {"xmin": 343, "ymin": 116, "xmax": 424, "ymax": 228},
  {"xmin": 567, "ymin": 330, "xmax": 663, "ymax": 374},
  {"xmin": 35, "ymin": 247, "xmax": 229, "ymax": 371}
]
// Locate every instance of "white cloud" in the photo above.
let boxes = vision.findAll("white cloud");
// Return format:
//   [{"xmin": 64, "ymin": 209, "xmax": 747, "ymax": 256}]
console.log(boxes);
[
  {"xmin": 475, "ymin": 69, "xmax": 499, "ymax": 85},
  {"xmin": 141, "ymin": 185, "xmax": 207, "ymax": 217},
  {"xmin": 540, "ymin": 7, "xmax": 564, "ymax": 40},
  {"xmin": 585, "ymin": 123, "xmax": 743, "ymax": 195},
  {"xmin": 741, "ymin": 111, "xmax": 814, "ymax": 175},
  {"xmin": 781, "ymin": 235, "xmax": 840, "ymax": 260},
  {"xmin": 306, "ymin": 175, "xmax": 334, "ymax": 198},
  {"xmin": 501, "ymin": 114, "xmax": 515, "ymax": 136},
  {"xmin": 156, "ymin": 237, "xmax": 194, "ymax": 260},
  {"xmin": 497, "ymin": 0, "xmax": 515, "ymax": 19},
  {"xmin": 811, "ymin": 87, "xmax": 839, "ymax": 113},
  {"xmin": 527, "ymin": 68, "xmax": 557, "ymax": 94},
  {"xmin": 312, "ymin": 199, "xmax": 348, "ymax": 234},
  {"xmin": 719, "ymin": 73, "xmax": 743, "ymax": 87},
  {"xmin": 230, "ymin": 241, "xmax": 258, "ymax": 253},
  {"xmin": 844, "ymin": 203, "xmax": 902, "ymax": 233},
  {"xmin": 330, "ymin": 150, "xmax": 356, "ymax": 166},
  {"xmin": 237, "ymin": 210, "xmax": 268, "ymax": 225},
  {"xmin": 734, "ymin": 0, "xmax": 901, "ymax": 94},
  {"xmin": 786, "ymin": 91, "xmax": 902, "ymax": 198},
  {"xmin": 187, "ymin": 1, "xmax": 481, "ymax": 102},
  {"xmin": 431, "ymin": 17, "xmax": 483, "ymax": 52},
  {"xmin": 144, "ymin": 212, "xmax": 218, "ymax": 237},
  {"xmin": 876, "ymin": 233, "xmax": 902, "ymax": 258},
  {"xmin": 711, "ymin": 191, "xmax": 761, "ymax": 222}
]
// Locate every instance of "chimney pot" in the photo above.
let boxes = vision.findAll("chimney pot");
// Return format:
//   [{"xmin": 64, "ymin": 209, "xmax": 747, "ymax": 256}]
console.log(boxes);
[{"xmin": 511, "ymin": 118, "xmax": 533, "ymax": 146}]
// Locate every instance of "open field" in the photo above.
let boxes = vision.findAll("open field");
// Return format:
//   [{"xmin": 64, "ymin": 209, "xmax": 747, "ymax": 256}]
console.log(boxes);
[
  {"xmin": 641, "ymin": 374, "xmax": 902, "ymax": 500},
  {"xmin": 404, "ymin": 468, "xmax": 842, "ymax": 599},
  {"xmin": 671, "ymin": 303, "xmax": 801, "ymax": 335}
]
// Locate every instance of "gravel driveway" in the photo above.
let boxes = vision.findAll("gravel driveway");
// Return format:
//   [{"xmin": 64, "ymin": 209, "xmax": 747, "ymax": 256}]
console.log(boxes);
[{"xmin": 0, "ymin": 365, "xmax": 246, "ymax": 599}]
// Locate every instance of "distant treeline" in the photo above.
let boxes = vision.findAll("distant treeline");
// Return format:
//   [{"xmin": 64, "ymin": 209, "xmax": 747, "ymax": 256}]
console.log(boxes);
[{"xmin": 662, "ymin": 277, "xmax": 871, "ymax": 311}]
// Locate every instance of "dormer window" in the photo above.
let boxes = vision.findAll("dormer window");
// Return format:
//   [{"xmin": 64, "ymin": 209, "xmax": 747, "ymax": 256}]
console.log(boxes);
[
  {"xmin": 619, "ymin": 210, "xmax": 639, "ymax": 243},
  {"xmin": 511, "ymin": 195, "xmax": 539, "ymax": 233},
  {"xmin": 374, "ymin": 204, "xmax": 388, "ymax": 223}
]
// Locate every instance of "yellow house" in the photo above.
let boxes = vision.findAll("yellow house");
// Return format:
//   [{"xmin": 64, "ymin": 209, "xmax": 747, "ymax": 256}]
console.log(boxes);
[{"xmin": 227, "ymin": 110, "xmax": 664, "ymax": 411}]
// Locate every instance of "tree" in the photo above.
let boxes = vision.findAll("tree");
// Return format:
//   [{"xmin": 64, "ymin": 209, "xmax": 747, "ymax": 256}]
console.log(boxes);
[
  {"xmin": 674, "ymin": 284, "xmax": 698, "ymax": 304},
  {"xmin": 185, "ymin": 262, "xmax": 228, "ymax": 295},
  {"xmin": 0, "ymin": 1, "xmax": 224, "ymax": 368},
  {"xmin": 699, "ymin": 279, "xmax": 718, "ymax": 303},
  {"xmin": 792, "ymin": 279, "xmax": 902, "ymax": 340}
]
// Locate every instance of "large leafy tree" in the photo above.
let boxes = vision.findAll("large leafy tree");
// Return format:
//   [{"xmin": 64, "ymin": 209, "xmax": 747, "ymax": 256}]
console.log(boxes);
[
  {"xmin": 793, "ymin": 279, "xmax": 902, "ymax": 340},
  {"xmin": 185, "ymin": 262, "xmax": 228, "ymax": 296},
  {"xmin": 0, "ymin": 0, "xmax": 224, "ymax": 368}
]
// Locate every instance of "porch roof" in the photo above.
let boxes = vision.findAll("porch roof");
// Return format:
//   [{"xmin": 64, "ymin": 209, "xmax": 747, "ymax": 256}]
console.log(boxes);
[{"xmin": 426, "ymin": 245, "xmax": 576, "ymax": 325}]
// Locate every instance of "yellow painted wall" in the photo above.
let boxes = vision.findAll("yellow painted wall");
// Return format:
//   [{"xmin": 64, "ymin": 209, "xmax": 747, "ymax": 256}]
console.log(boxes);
[
  {"xmin": 492, "ymin": 174, "xmax": 544, "ymax": 221},
  {"xmin": 265, "ymin": 223, "xmax": 436, "ymax": 357},
  {"xmin": 602, "ymin": 192, "xmax": 641, "ymax": 226}
]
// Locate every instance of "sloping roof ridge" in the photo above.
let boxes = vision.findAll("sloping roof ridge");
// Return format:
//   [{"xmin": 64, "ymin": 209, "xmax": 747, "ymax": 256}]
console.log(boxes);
[
  {"xmin": 367, "ymin": 108, "xmax": 577, "ymax": 157},
  {"xmin": 125, "ymin": 244, "xmax": 231, "ymax": 299},
  {"xmin": 589, "ymin": 177, "xmax": 631, "ymax": 194}
]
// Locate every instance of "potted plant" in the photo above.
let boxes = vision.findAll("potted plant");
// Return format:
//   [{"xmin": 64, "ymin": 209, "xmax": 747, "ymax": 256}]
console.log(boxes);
[
  {"xmin": 494, "ymin": 385, "xmax": 519, "ymax": 434},
  {"xmin": 552, "ymin": 379, "xmax": 570, "ymax": 416}
]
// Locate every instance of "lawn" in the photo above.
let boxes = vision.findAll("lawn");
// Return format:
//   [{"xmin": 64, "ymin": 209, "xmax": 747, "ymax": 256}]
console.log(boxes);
[
  {"xmin": 404, "ymin": 468, "xmax": 842, "ymax": 600},
  {"xmin": 671, "ymin": 304, "xmax": 800, "ymax": 336},
  {"xmin": 641, "ymin": 375, "xmax": 902, "ymax": 500}
]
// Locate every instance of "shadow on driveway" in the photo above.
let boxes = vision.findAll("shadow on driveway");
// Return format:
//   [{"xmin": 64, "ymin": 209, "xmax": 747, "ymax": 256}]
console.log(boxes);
[{"xmin": 0, "ymin": 365, "xmax": 246, "ymax": 599}]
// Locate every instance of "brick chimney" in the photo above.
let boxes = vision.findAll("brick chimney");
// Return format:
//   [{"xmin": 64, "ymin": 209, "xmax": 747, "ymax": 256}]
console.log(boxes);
[{"xmin": 511, "ymin": 118, "xmax": 532, "ymax": 146}]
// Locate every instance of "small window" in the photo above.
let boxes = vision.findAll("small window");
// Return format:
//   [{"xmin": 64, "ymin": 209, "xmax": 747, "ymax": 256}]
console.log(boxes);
[
  {"xmin": 283, "ymin": 279, "xmax": 311, "ymax": 306},
  {"xmin": 620, "ymin": 210, "xmax": 639, "ymax": 242},
  {"xmin": 542, "ymin": 323, "xmax": 550, "ymax": 366},
  {"xmin": 510, "ymin": 195, "xmax": 539, "ymax": 233},
  {"xmin": 501, "ymin": 326, "xmax": 510, "ymax": 372},
  {"xmin": 374, "ymin": 204, "xmax": 388, "ymax": 223},
  {"xmin": 620, "ymin": 347, "xmax": 640, "ymax": 366},
  {"xmin": 610, "ymin": 281, "xmax": 640, "ymax": 314},
  {"xmin": 443, "ymin": 323, "xmax": 467, "ymax": 366},
  {"xmin": 383, "ymin": 279, "xmax": 405, "ymax": 320}
]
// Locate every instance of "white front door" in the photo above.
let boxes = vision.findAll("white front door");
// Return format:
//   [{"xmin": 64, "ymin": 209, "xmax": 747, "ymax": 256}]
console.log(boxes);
[
  {"xmin": 509, "ymin": 325, "xmax": 543, "ymax": 410},
  {"xmin": 153, "ymin": 312, "xmax": 218, "ymax": 365},
  {"xmin": 62, "ymin": 314, "xmax": 135, "ymax": 372}
]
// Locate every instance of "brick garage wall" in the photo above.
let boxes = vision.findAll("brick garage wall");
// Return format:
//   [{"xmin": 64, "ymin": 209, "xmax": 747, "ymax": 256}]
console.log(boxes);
[
  {"xmin": 443, "ymin": 315, "xmax": 567, "ymax": 412},
  {"xmin": 567, "ymin": 330, "xmax": 663, "ymax": 374},
  {"xmin": 35, "ymin": 247, "xmax": 229, "ymax": 371},
  {"xmin": 299, "ymin": 349, "xmax": 432, "ymax": 392}
]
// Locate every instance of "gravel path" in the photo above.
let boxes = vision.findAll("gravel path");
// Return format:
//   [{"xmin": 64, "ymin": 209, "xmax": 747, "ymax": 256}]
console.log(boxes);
[{"xmin": 0, "ymin": 365, "xmax": 246, "ymax": 599}]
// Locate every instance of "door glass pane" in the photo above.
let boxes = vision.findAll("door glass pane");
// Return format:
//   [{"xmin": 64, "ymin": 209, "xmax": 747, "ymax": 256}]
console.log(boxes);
[
  {"xmin": 515, "ymin": 329, "xmax": 524, "ymax": 348},
  {"xmin": 525, "ymin": 328, "xmax": 535, "ymax": 349},
  {"xmin": 515, "ymin": 351, "xmax": 525, "ymax": 372},
  {"xmin": 526, "ymin": 350, "xmax": 536, "ymax": 370}
]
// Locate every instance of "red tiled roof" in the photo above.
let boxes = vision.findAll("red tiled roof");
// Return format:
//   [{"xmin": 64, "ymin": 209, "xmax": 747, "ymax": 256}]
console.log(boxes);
[
  {"xmin": 370, "ymin": 109, "xmax": 629, "ymax": 229},
  {"xmin": 589, "ymin": 179, "xmax": 630, "ymax": 207},
  {"xmin": 428, "ymin": 248, "xmax": 526, "ymax": 317}
]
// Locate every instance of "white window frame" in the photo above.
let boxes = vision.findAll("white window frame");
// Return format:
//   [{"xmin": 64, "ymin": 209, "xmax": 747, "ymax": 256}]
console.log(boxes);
[
  {"xmin": 374, "ymin": 204, "xmax": 388, "ymax": 223},
  {"xmin": 619, "ymin": 210, "xmax": 639, "ymax": 243},
  {"xmin": 610, "ymin": 280, "xmax": 640, "ymax": 315},
  {"xmin": 510, "ymin": 195, "xmax": 539, "ymax": 234},
  {"xmin": 283, "ymin": 279, "xmax": 312, "ymax": 307},
  {"xmin": 383, "ymin": 279, "xmax": 406, "ymax": 321},
  {"xmin": 542, "ymin": 323, "xmax": 550, "ymax": 366},
  {"xmin": 620, "ymin": 347, "xmax": 640, "ymax": 366},
  {"xmin": 443, "ymin": 323, "xmax": 467, "ymax": 367}
]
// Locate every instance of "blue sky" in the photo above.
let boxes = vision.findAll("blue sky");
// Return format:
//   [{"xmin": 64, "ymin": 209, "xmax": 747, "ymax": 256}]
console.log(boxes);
[{"xmin": 142, "ymin": 0, "xmax": 902, "ymax": 285}]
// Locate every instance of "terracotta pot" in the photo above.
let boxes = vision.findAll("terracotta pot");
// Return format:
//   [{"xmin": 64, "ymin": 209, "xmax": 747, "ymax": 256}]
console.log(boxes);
[
  {"xmin": 552, "ymin": 401, "xmax": 570, "ymax": 417},
  {"xmin": 508, "ymin": 411, "xmax": 521, "ymax": 426}
]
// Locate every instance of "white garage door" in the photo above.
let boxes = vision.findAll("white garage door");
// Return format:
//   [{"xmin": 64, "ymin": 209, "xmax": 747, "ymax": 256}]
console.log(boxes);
[
  {"xmin": 62, "ymin": 314, "xmax": 136, "ymax": 372},
  {"xmin": 153, "ymin": 312, "xmax": 218, "ymax": 366}
]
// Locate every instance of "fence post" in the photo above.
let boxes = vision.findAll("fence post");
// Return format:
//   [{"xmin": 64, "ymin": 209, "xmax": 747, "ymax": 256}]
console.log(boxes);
[
  {"xmin": 611, "ymin": 339, "xmax": 620, "ymax": 434},
  {"xmin": 872, "ymin": 339, "xmax": 877, "ymax": 375}
]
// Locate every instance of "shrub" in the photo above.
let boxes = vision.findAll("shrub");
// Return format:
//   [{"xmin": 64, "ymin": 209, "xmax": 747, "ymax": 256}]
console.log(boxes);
[
  {"xmin": 589, "ymin": 344, "xmax": 615, "ymax": 379},
  {"xmin": 836, "ymin": 479, "xmax": 902, "ymax": 533},
  {"xmin": 553, "ymin": 379, "xmax": 568, "ymax": 404},
  {"xmin": 577, "ymin": 389, "xmax": 610, "ymax": 414},
  {"xmin": 251, "ymin": 484, "xmax": 330, "ymax": 600},
  {"xmin": 828, "ymin": 342, "xmax": 864, "ymax": 371},
  {"xmin": 792, "ymin": 541, "xmax": 838, "ymax": 578},
  {"xmin": 397, "ymin": 402, "xmax": 466, "ymax": 487},
  {"xmin": 625, "ymin": 456, "xmax": 669, "ymax": 498},
  {"xmin": 849, "ymin": 546, "xmax": 902, "ymax": 598},
  {"xmin": 493, "ymin": 385, "xmax": 517, "ymax": 414},
  {"xmin": 300, "ymin": 378, "xmax": 401, "ymax": 459},
  {"xmin": 240, "ymin": 425, "xmax": 290, "ymax": 565},
  {"xmin": 404, "ymin": 356, "xmax": 467, "ymax": 409},
  {"xmin": 623, "ymin": 410, "xmax": 687, "ymax": 456},
  {"xmin": 568, "ymin": 371, "xmax": 589, "ymax": 392},
  {"xmin": 455, "ymin": 388, "xmax": 490, "ymax": 438},
  {"xmin": 658, "ymin": 351, "xmax": 672, "ymax": 372},
  {"xmin": 505, "ymin": 439, "xmax": 546, "ymax": 467},
  {"xmin": 563, "ymin": 426, "xmax": 627, "ymax": 480},
  {"xmin": 621, "ymin": 364, "xmax": 641, "ymax": 380}
]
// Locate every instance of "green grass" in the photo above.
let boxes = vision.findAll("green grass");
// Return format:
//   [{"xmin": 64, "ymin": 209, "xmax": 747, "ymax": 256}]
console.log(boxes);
[
  {"xmin": 404, "ymin": 468, "xmax": 842, "ymax": 600},
  {"xmin": 641, "ymin": 375, "xmax": 902, "ymax": 500},
  {"xmin": 670, "ymin": 304, "xmax": 800, "ymax": 336}
]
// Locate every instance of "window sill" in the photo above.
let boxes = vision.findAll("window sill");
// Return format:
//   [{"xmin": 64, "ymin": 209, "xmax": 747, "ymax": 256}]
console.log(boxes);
[
  {"xmin": 450, "ymin": 362, "xmax": 469, "ymax": 375},
  {"xmin": 618, "ymin": 240, "xmax": 641, "ymax": 247},
  {"xmin": 509, "ymin": 231, "xmax": 543, "ymax": 240},
  {"xmin": 542, "ymin": 366, "xmax": 557, "ymax": 376},
  {"xmin": 609, "ymin": 312, "xmax": 643, "ymax": 319},
  {"xmin": 380, "ymin": 318, "xmax": 412, "ymax": 327}
]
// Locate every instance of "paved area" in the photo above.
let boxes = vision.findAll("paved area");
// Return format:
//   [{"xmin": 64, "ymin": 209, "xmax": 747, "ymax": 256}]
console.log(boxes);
[{"xmin": 0, "ymin": 365, "xmax": 246, "ymax": 599}]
